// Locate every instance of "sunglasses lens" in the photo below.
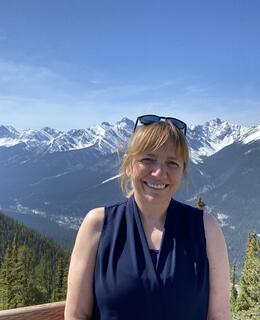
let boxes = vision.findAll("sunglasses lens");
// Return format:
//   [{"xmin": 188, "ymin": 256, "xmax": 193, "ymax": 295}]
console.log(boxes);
[
  {"xmin": 135, "ymin": 115, "xmax": 187, "ymax": 135},
  {"xmin": 169, "ymin": 119, "xmax": 186, "ymax": 130},
  {"xmin": 139, "ymin": 115, "xmax": 160, "ymax": 125}
]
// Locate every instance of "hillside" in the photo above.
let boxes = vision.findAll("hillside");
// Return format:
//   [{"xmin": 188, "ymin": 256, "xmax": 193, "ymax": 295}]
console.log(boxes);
[
  {"xmin": 0, "ymin": 211, "xmax": 70, "ymax": 310},
  {"xmin": 0, "ymin": 211, "xmax": 69, "ymax": 268}
]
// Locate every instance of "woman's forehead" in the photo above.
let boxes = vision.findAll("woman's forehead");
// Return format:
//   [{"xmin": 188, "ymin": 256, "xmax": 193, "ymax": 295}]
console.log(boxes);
[
  {"xmin": 143, "ymin": 139, "xmax": 177, "ymax": 153},
  {"xmin": 137, "ymin": 142, "xmax": 182, "ymax": 158}
]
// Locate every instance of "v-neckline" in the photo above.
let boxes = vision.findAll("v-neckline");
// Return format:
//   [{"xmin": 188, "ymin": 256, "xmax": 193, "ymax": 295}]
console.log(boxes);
[{"xmin": 130, "ymin": 195, "xmax": 175, "ymax": 284}]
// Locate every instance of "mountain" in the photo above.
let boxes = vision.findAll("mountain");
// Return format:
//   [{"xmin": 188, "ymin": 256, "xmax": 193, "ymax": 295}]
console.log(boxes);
[
  {"xmin": 187, "ymin": 139, "xmax": 260, "ymax": 268},
  {"xmin": 0, "ymin": 118, "xmax": 259, "ymax": 270},
  {"xmin": 0, "ymin": 118, "xmax": 252, "ymax": 160},
  {"xmin": 0, "ymin": 117, "xmax": 133, "ymax": 154},
  {"xmin": 188, "ymin": 118, "xmax": 250, "ymax": 162}
]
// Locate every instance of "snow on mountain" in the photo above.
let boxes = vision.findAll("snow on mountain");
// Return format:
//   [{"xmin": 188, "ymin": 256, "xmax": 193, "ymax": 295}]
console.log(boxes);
[
  {"xmin": 0, "ymin": 119, "xmax": 258, "ymax": 161},
  {"xmin": 41, "ymin": 127, "xmax": 62, "ymax": 138},
  {"xmin": 0, "ymin": 118, "xmax": 134, "ymax": 154},
  {"xmin": 101, "ymin": 174, "xmax": 121, "ymax": 184},
  {"xmin": 0, "ymin": 125, "xmax": 19, "ymax": 138},
  {"xmin": 91, "ymin": 118, "xmax": 134, "ymax": 154},
  {"xmin": 188, "ymin": 118, "xmax": 250, "ymax": 163},
  {"xmin": 0, "ymin": 125, "xmax": 20, "ymax": 147},
  {"xmin": 47, "ymin": 129, "xmax": 94, "ymax": 152},
  {"xmin": 240, "ymin": 125, "xmax": 260, "ymax": 144}
]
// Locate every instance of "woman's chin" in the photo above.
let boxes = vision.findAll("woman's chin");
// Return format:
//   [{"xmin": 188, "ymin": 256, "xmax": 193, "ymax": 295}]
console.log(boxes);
[{"xmin": 142, "ymin": 189, "xmax": 171, "ymax": 204}]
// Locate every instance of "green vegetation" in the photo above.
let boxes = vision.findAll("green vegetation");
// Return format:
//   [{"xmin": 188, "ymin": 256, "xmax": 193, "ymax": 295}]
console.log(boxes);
[
  {"xmin": 0, "ymin": 211, "xmax": 70, "ymax": 310},
  {"xmin": 231, "ymin": 231, "xmax": 260, "ymax": 320}
]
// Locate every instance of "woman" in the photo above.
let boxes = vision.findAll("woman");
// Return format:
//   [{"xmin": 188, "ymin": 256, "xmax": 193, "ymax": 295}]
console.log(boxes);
[{"xmin": 65, "ymin": 115, "xmax": 231, "ymax": 320}]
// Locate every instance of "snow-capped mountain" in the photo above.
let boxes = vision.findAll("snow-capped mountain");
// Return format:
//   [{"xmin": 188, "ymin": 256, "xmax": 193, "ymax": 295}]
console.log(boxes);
[
  {"xmin": 0, "ymin": 118, "xmax": 258, "ymax": 162},
  {"xmin": 0, "ymin": 117, "xmax": 134, "ymax": 154},
  {"xmin": 0, "ymin": 117, "xmax": 259, "ymax": 271},
  {"xmin": 188, "ymin": 118, "xmax": 251, "ymax": 162},
  {"xmin": 0, "ymin": 125, "xmax": 20, "ymax": 147}
]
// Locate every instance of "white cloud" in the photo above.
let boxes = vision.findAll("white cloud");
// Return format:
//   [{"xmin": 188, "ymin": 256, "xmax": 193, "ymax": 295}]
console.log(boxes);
[{"xmin": 0, "ymin": 60, "xmax": 70, "ymax": 98}]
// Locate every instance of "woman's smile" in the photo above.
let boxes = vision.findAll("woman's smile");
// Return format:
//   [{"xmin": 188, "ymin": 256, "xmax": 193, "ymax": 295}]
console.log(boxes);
[{"xmin": 143, "ymin": 181, "xmax": 169, "ymax": 190}]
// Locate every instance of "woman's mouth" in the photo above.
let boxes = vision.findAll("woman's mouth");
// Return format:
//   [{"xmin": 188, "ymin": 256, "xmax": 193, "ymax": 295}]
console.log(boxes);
[{"xmin": 144, "ymin": 181, "xmax": 168, "ymax": 190}]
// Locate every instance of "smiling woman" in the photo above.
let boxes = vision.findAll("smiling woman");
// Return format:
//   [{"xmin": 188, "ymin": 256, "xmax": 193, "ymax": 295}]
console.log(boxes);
[{"xmin": 64, "ymin": 116, "xmax": 231, "ymax": 320}]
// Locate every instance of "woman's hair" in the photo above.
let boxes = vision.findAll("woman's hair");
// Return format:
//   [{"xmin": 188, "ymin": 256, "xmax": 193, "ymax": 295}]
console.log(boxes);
[{"xmin": 119, "ymin": 121, "xmax": 189, "ymax": 196}]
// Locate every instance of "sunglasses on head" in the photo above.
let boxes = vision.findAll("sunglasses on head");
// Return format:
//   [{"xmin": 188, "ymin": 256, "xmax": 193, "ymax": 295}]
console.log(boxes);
[{"xmin": 134, "ymin": 114, "xmax": 187, "ymax": 135}]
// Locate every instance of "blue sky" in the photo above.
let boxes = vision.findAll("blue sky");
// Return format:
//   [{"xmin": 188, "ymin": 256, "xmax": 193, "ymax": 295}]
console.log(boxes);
[{"xmin": 0, "ymin": 0, "xmax": 259, "ymax": 130}]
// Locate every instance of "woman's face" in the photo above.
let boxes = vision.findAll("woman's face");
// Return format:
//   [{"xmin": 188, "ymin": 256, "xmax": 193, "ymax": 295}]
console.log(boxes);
[{"xmin": 128, "ymin": 139, "xmax": 184, "ymax": 207}]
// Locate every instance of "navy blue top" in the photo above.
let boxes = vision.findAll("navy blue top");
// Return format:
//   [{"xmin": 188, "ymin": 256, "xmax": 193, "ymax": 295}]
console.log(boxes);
[
  {"xmin": 149, "ymin": 249, "xmax": 159, "ymax": 269},
  {"xmin": 93, "ymin": 196, "xmax": 209, "ymax": 320}
]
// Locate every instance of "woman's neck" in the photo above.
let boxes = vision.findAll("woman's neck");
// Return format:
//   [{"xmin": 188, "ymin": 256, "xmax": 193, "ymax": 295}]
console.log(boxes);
[{"xmin": 133, "ymin": 194, "xmax": 170, "ymax": 228}]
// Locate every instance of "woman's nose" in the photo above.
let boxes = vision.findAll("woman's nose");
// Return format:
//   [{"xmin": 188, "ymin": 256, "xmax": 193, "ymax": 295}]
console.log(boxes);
[{"xmin": 151, "ymin": 162, "xmax": 167, "ymax": 177}]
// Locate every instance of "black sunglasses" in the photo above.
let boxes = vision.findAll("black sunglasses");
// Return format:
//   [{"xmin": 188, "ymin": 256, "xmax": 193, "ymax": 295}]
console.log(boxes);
[{"xmin": 134, "ymin": 114, "xmax": 187, "ymax": 135}]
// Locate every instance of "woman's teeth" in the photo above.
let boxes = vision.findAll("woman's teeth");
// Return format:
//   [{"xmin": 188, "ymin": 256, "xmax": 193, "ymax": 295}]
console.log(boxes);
[{"xmin": 145, "ymin": 182, "xmax": 167, "ymax": 189}]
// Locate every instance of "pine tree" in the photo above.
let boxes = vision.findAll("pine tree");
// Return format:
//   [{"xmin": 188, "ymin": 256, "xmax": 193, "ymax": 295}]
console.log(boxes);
[
  {"xmin": 34, "ymin": 255, "xmax": 53, "ymax": 304},
  {"xmin": 62, "ymin": 258, "xmax": 69, "ymax": 298},
  {"xmin": 0, "ymin": 238, "xmax": 19, "ymax": 310},
  {"xmin": 230, "ymin": 261, "xmax": 238, "ymax": 314},
  {"xmin": 235, "ymin": 232, "xmax": 260, "ymax": 319},
  {"xmin": 14, "ymin": 245, "xmax": 38, "ymax": 307},
  {"xmin": 0, "ymin": 247, "xmax": 13, "ymax": 310},
  {"xmin": 51, "ymin": 257, "xmax": 67, "ymax": 302}
]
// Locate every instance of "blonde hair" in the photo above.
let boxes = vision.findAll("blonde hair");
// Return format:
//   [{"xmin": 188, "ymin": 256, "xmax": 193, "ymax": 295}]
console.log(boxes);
[{"xmin": 119, "ymin": 121, "xmax": 189, "ymax": 196}]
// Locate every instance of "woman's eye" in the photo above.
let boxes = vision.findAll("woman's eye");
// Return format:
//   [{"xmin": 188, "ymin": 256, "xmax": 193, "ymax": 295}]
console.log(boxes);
[
  {"xmin": 140, "ymin": 158, "xmax": 155, "ymax": 164},
  {"xmin": 168, "ymin": 161, "xmax": 180, "ymax": 168}
]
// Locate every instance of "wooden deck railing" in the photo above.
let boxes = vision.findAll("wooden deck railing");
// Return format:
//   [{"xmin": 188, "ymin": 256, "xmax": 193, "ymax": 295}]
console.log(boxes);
[
  {"xmin": 0, "ymin": 301, "xmax": 65, "ymax": 320},
  {"xmin": 1, "ymin": 302, "xmax": 257, "ymax": 320}
]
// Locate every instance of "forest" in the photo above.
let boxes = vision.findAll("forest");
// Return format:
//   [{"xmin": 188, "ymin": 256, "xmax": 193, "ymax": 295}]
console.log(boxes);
[{"xmin": 0, "ymin": 211, "xmax": 69, "ymax": 309}]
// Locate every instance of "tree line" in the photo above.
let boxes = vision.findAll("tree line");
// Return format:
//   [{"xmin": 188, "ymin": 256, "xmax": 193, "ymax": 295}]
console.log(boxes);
[
  {"xmin": 0, "ymin": 211, "xmax": 69, "ymax": 310},
  {"xmin": 0, "ymin": 239, "xmax": 68, "ymax": 309}
]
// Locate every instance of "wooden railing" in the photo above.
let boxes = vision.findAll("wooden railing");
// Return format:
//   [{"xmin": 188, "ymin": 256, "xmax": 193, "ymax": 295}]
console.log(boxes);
[
  {"xmin": 1, "ymin": 303, "xmax": 258, "ymax": 320},
  {"xmin": 0, "ymin": 301, "xmax": 65, "ymax": 320}
]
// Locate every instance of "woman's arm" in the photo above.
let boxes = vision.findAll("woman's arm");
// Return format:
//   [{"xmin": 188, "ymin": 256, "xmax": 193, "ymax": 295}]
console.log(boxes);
[
  {"xmin": 203, "ymin": 212, "xmax": 232, "ymax": 320},
  {"xmin": 64, "ymin": 207, "xmax": 105, "ymax": 320}
]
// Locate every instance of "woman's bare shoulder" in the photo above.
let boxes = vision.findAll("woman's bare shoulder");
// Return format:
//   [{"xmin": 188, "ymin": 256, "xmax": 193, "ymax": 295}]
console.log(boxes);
[
  {"xmin": 203, "ymin": 211, "xmax": 228, "ymax": 255},
  {"xmin": 71, "ymin": 207, "xmax": 105, "ymax": 257},
  {"xmin": 203, "ymin": 212, "xmax": 222, "ymax": 235},
  {"xmin": 80, "ymin": 207, "xmax": 105, "ymax": 234}
]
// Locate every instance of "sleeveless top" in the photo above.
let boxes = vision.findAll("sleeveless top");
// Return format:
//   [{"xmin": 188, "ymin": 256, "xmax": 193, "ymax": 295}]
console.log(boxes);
[{"xmin": 92, "ymin": 196, "xmax": 209, "ymax": 320}]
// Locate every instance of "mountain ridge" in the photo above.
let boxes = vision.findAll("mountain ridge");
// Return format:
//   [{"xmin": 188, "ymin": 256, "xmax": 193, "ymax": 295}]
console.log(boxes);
[{"xmin": 1, "ymin": 118, "xmax": 258, "ymax": 163}]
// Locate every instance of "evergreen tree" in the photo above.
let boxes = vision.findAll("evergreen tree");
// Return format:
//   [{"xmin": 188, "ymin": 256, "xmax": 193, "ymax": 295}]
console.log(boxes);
[
  {"xmin": 0, "ymin": 238, "xmax": 19, "ymax": 310},
  {"xmin": 0, "ymin": 247, "xmax": 14, "ymax": 310},
  {"xmin": 230, "ymin": 261, "xmax": 238, "ymax": 314},
  {"xmin": 62, "ymin": 258, "xmax": 69, "ymax": 298},
  {"xmin": 34, "ymin": 255, "xmax": 53, "ymax": 304},
  {"xmin": 51, "ymin": 257, "xmax": 67, "ymax": 302},
  {"xmin": 12, "ymin": 244, "xmax": 36, "ymax": 307},
  {"xmin": 235, "ymin": 232, "xmax": 260, "ymax": 319}
]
